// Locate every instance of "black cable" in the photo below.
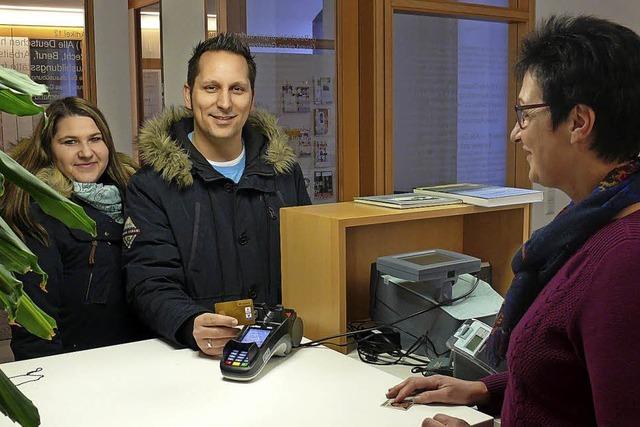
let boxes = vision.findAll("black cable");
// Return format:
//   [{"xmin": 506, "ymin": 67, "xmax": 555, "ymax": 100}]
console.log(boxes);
[
  {"xmin": 356, "ymin": 328, "xmax": 434, "ymax": 367},
  {"xmin": 9, "ymin": 367, "xmax": 44, "ymax": 387},
  {"xmin": 299, "ymin": 276, "xmax": 480, "ymax": 348},
  {"xmin": 352, "ymin": 323, "xmax": 435, "ymax": 367}
]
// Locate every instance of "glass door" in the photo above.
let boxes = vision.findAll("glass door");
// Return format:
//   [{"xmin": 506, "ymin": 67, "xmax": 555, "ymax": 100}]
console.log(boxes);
[
  {"xmin": 133, "ymin": 1, "xmax": 163, "ymax": 126},
  {"xmin": 0, "ymin": 0, "xmax": 86, "ymax": 152},
  {"xmin": 210, "ymin": 0, "xmax": 337, "ymax": 204}
]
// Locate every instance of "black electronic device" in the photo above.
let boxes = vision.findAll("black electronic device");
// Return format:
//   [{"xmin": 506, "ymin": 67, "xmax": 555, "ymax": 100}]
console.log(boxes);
[{"xmin": 220, "ymin": 305, "xmax": 303, "ymax": 381}]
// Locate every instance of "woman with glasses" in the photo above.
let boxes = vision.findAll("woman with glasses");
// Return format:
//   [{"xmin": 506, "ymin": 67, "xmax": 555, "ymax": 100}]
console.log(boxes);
[
  {"xmin": 3, "ymin": 97, "xmax": 149, "ymax": 360},
  {"xmin": 386, "ymin": 16, "xmax": 640, "ymax": 427}
]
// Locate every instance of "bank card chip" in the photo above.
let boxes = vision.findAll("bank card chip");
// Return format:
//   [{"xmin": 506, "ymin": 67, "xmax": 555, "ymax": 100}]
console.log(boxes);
[{"xmin": 214, "ymin": 299, "xmax": 256, "ymax": 325}]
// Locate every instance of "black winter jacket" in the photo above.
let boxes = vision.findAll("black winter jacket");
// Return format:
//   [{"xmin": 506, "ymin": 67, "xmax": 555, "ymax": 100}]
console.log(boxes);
[
  {"xmin": 11, "ymin": 182, "xmax": 149, "ymax": 360},
  {"xmin": 123, "ymin": 108, "xmax": 310, "ymax": 348}
]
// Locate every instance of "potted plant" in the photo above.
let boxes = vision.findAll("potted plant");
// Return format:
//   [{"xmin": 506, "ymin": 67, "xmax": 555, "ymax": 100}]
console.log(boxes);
[{"xmin": 0, "ymin": 66, "xmax": 96, "ymax": 427}]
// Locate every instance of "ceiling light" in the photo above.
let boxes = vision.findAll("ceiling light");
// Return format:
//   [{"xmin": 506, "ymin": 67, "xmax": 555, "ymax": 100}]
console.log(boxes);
[{"xmin": 0, "ymin": 6, "xmax": 84, "ymax": 27}]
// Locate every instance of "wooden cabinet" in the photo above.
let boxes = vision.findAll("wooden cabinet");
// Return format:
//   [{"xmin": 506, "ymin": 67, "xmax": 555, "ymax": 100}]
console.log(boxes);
[{"xmin": 280, "ymin": 202, "xmax": 530, "ymax": 352}]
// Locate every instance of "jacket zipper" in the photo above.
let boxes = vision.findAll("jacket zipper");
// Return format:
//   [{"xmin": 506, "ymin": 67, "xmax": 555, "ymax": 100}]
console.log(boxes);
[
  {"xmin": 188, "ymin": 202, "xmax": 201, "ymax": 270},
  {"xmin": 85, "ymin": 240, "xmax": 97, "ymax": 302},
  {"xmin": 267, "ymin": 205, "xmax": 277, "ymax": 220}
]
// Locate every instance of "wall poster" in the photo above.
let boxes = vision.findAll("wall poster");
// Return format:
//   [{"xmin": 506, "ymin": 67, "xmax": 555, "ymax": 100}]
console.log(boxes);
[
  {"xmin": 254, "ymin": 53, "xmax": 336, "ymax": 204},
  {"xmin": 0, "ymin": 26, "xmax": 85, "ymax": 152},
  {"xmin": 29, "ymin": 38, "xmax": 83, "ymax": 104},
  {"xmin": 142, "ymin": 69, "xmax": 163, "ymax": 121}
]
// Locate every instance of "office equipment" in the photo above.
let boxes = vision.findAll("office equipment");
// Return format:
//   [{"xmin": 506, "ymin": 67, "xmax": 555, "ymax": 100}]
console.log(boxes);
[
  {"xmin": 370, "ymin": 249, "xmax": 503, "ymax": 357},
  {"xmin": 447, "ymin": 319, "xmax": 501, "ymax": 380},
  {"xmin": 376, "ymin": 249, "xmax": 481, "ymax": 302},
  {"xmin": 221, "ymin": 306, "xmax": 302, "ymax": 381},
  {"xmin": 0, "ymin": 339, "xmax": 494, "ymax": 426},
  {"xmin": 414, "ymin": 183, "xmax": 543, "ymax": 207},
  {"xmin": 280, "ymin": 201, "xmax": 530, "ymax": 353},
  {"xmin": 354, "ymin": 193, "xmax": 459, "ymax": 209}
]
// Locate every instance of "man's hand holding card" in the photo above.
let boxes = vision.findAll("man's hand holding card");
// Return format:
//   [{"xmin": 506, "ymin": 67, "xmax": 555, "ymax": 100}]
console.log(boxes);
[{"xmin": 214, "ymin": 299, "xmax": 256, "ymax": 325}]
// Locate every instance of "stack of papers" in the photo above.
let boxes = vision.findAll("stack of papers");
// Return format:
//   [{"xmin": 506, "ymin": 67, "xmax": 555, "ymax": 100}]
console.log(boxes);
[
  {"xmin": 354, "ymin": 193, "xmax": 460, "ymax": 209},
  {"xmin": 414, "ymin": 183, "xmax": 543, "ymax": 207}
]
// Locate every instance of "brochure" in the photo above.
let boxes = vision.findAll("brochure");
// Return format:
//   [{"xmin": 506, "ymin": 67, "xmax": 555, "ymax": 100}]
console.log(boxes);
[
  {"xmin": 354, "ymin": 193, "xmax": 460, "ymax": 209},
  {"xmin": 413, "ymin": 183, "xmax": 543, "ymax": 207}
]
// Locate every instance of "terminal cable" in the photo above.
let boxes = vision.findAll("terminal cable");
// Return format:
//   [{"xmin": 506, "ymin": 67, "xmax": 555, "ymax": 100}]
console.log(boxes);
[{"xmin": 298, "ymin": 275, "xmax": 481, "ymax": 354}]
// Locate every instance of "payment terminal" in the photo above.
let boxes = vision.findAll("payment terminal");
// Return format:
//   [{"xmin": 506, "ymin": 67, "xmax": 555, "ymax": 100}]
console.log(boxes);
[
  {"xmin": 220, "ymin": 305, "xmax": 303, "ymax": 381},
  {"xmin": 447, "ymin": 319, "xmax": 502, "ymax": 380}
]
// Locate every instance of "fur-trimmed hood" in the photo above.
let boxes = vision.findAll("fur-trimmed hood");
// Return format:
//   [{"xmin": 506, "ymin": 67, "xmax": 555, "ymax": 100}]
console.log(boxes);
[
  {"xmin": 36, "ymin": 152, "xmax": 137, "ymax": 198},
  {"xmin": 136, "ymin": 107, "xmax": 297, "ymax": 188}
]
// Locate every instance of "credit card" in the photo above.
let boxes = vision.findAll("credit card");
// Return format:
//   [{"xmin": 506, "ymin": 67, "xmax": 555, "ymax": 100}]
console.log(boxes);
[
  {"xmin": 380, "ymin": 398, "xmax": 414, "ymax": 411},
  {"xmin": 214, "ymin": 299, "xmax": 256, "ymax": 325}
]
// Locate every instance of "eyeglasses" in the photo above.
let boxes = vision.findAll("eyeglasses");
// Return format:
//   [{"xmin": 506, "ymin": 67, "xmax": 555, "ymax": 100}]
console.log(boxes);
[{"xmin": 514, "ymin": 103, "xmax": 549, "ymax": 129}]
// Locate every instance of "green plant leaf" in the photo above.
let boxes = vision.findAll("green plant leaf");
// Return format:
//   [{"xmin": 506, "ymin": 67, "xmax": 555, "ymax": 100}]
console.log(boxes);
[
  {"xmin": 0, "ymin": 67, "xmax": 46, "ymax": 116},
  {"xmin": 0, "ymin": 368, "xmax": 40, "ymax": 427},
  {"xmin": 0, "ymin": 151, "xmax": 96, "ymax": 237},
  {"xmin": 0, "ymin": 218, "xmax": 48, "ymax": 282},
  {"xmin": 0, "ymin": 270, "xmax": 45, "ymax": 427},
  {"xmin": 0, "ymin": 67, "xmax": 47, "ymax": 97},
  {"xmin": 0, "ymin": 88, "xmax": 44, "ymax": 117},
  {"xmin": 0, "ymin": 265, "xmax": 55, "ymax": 341},
  {"xmin": 0, "ymin": 264, "xmax": 22, "ymax": 310},
  {"xmin": 0, "ymin": 66, "xmax": 50, "ymax": 427},
  {"xmin": 14, "ymin": 293, "xmax": 56, "ymax": 341}
]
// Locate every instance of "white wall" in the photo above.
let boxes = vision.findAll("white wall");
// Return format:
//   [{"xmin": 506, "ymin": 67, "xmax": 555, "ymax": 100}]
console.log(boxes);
[
  {"xmin": 161, "ymin": 0, "xmax": 205, "ymax": 108},
  {"xmin": 537, "ymin": 0, "xmax": 640, "ymax": 34},
  {"xmin": 530, "ymin": 0, "xmax": 640, "ymax": 231},
  {"xmin": 92, "ymin": 0, "xmax": 133, "ymax": 154}
]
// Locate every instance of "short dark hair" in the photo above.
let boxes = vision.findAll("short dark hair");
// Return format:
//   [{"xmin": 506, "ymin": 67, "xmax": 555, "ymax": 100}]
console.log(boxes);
[
  {"xmin": 516, "ymin": 15, "xmax": 640, "ymax": 161},
  {"xmin": 187, "ymin": 33, "xmax": 257, "ymax": 92}
]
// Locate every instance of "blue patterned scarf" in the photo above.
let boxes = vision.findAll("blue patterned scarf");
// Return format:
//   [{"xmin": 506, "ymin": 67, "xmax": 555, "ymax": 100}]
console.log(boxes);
[
  {"xmin": 486, "ymin": 159, "xmax": 640, "ymax": 367},
  {"xmin": 73, "ymin": 182, "xmax": 124, "ymax": 224}
]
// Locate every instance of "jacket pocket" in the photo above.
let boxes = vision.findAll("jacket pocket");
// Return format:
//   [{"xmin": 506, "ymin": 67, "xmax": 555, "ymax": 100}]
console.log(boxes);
[
  {"xmin": 184, "ymin": 202, "xmax": 224, "ymax": 299},
  {"xmin": 261, "ymin": 191, "xmax": 286, "ymax": 221}
]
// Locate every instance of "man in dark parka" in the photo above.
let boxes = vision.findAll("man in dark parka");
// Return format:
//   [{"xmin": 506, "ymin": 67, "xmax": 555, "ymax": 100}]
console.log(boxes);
[{"xmin": 123, "ymin": 33, "xmax": 310, "ymax": 355}]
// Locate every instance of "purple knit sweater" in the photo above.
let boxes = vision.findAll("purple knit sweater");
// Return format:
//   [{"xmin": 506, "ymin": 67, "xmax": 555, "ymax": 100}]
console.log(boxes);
[{"xmin": 481, "ymin": 210, "xmax": 640, "ymax": 426}]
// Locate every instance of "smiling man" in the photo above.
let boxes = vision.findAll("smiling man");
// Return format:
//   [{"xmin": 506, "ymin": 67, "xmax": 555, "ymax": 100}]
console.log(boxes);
[{"xmin": 123, "ymin": 33, "xmax": 310, "ymax": 356}]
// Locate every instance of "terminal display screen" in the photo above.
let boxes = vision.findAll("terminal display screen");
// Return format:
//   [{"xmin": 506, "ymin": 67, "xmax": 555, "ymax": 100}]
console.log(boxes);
[
  {"xmin": 240, "ymin": 328, "xmax": 271, "ymax": 348},
  {"xmin": 465, "ymin": 334, "xmax": 484, "ymax": 352},
  {"xmin": 403, "ymin": 252, "xmax": 457, "ymax": 266}
]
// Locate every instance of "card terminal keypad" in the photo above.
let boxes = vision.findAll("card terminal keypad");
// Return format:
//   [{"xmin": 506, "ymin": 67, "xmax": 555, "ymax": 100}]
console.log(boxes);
[{"xmin": 224, "ymin": 350, "xmax": 249, "ymax": 367}]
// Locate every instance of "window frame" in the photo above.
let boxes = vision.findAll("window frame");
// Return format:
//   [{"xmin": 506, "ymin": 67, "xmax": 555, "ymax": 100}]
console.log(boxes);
[
  {"xmin": 351, "ymin": 0, "xmax": 535, "ymax": 199},
  {"xmin": 193, "ymin": 0, "xmax": 535, "ymax": 200}
]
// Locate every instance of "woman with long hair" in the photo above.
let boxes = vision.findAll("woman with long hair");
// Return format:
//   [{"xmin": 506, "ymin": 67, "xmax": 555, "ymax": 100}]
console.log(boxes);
[{"xmin": 3, "ymin": 97, "xmax": 148, "ymax": 360}]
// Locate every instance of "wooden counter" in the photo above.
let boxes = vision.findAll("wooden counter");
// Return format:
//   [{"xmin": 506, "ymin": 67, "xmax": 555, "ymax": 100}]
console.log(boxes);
[{"xmin": 280, "ymin": 202, "xmax": 530, "ymax": 352}]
